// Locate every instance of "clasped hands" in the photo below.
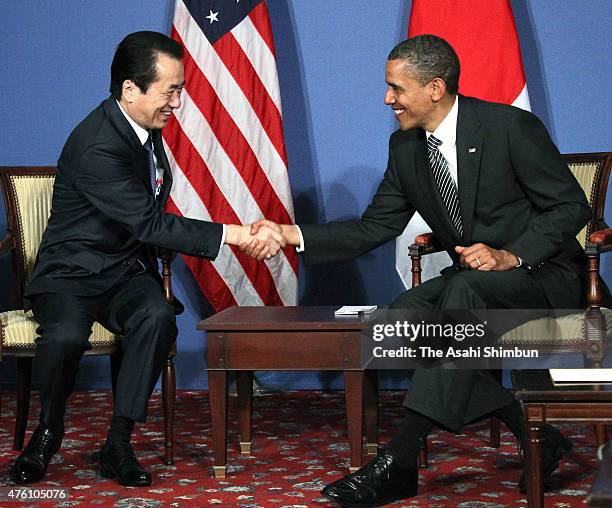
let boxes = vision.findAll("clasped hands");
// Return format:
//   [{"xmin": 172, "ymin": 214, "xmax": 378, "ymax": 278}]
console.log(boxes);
[{"xmin": 225, "ymin": 220, "xmax": 299, "ymax": 261}]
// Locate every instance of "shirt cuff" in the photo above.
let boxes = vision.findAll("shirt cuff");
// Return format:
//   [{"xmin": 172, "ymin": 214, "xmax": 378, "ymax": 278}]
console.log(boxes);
[
  {"xmin": 295, "ymin": 225, "xmax": 305, "ymax": 252},
  {"xmin": 219, "ymin": 224, "xmax": 227, "ymax": 251}
]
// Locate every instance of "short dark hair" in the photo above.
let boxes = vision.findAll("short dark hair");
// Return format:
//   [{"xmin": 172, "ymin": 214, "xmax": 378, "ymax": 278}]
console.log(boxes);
[
  {"xmin": 110, "ymin": 31, "xmax": 183, "ymax": 100},
  {"xmin": 388, "ymin": 35, "xmax": 460, "ymax": 95}
]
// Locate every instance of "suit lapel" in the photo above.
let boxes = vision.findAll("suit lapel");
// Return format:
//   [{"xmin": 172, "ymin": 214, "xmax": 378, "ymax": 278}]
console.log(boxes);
[
  {"xmin": 456, "ymin": 96, "xmax": 483, "ymax": 244},
  {"xmin": 103, "ymin": 97, "xmax": 151, "ymax": 190}
]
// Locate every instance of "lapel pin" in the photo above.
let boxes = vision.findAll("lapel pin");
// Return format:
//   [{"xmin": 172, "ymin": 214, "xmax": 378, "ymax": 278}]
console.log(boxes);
[{"xmin": 468, "ymin": 147, "xmax": 477, "ymax": 153}]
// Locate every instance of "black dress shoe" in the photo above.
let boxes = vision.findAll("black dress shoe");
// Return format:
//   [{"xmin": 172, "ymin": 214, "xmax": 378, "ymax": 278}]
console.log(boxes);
[
  {"xmin": 321, "ymin": 447, "xmax": 418, "ymax": 507},
  {"xmin": 519, "ymin": 424, "xmax": 573, "ymax": 493},
  {"xmin": 11, "ymin": 424, "xmax": 64, "ymax": 484},
  {"xmin": 99, "ymin": 441, "xmax": 151, "ymax": 486}
]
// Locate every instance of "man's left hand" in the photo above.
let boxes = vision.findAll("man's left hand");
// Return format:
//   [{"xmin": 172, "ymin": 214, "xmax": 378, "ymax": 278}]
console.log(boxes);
[{"xmin": 455, "ymin": 243, "xmax": 519, "ymax": 271}]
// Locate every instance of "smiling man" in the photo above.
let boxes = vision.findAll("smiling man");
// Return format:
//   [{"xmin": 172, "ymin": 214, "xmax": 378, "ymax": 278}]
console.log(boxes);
[
  {"xmin": 250, "ymin": 34, "xmax": 592, "ymax": 505},
  {"xmin": 10, "ymin": 31, "xmax": 283, "ymax": 487}
]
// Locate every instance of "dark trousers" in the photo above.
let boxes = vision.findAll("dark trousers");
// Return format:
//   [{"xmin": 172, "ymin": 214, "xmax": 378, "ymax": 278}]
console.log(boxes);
[
  {"xmin": 390, "ymin": 267, "xmax": 551, "ymax": 432},
  {"xmin": 31, "ymin": 270, "xmax": 177, "ymax": 428}
]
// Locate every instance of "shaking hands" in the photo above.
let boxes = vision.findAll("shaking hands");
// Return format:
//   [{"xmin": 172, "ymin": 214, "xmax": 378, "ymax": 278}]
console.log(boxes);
[{"xmin": 225, "ymin": 220, "xmax": 300, "ymax": 261}]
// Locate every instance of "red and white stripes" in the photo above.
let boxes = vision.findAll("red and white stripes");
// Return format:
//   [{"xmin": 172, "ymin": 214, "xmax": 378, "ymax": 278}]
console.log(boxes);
[{"xmin": 164, "ymin": 0, "xmax": 297, "ymax": 310}]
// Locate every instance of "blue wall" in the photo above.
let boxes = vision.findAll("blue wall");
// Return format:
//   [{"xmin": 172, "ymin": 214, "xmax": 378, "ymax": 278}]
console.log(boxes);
[{"xmin": 1, "ymin": 1, "xmax": 611, "ymax": 390}]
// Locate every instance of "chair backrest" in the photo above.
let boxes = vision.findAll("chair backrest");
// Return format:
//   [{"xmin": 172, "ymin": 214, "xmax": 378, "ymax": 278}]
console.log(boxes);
[
  {"xmin": 564, "ymin": 153, "xmax": 612, "ymax": 248},
  {"xmin": 0, "ymin": 167, "xmax": 56, "ymax": 305}
]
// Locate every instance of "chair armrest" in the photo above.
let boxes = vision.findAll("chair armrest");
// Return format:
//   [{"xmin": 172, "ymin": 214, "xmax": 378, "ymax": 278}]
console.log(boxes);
[
  {"xmin": 415, "ymin": 233, "xmax": 436, "ymax": 246},
  {"xmin": 158, "ymin": 248, "xmax": 178, "ymax": 262},
  {"xmin": 159, "ymin": 249, "xmax": 175, "ymax": 305},
  {"xmin": 589, "ymin": 228, "xmax": 612, "ymax": 252},
  {"xmin": 409, "ymin": 233, "xmax": 444, "ymax": 257},
  {"xmin": 585, "ymin": 228, "xmax": 612, "ymax": 307},
  {"xmin": 0, "ymin": 232, "xmax": 15, "ymax": 256},
  {"xmin": 408, "ymin": 233, "xmax": 446, "ymax": 287}
]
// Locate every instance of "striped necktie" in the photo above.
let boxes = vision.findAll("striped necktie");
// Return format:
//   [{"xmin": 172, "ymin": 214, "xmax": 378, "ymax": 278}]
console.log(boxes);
[
  {"xmin": 427, "ymin": 134, "xmax": 463, "ymax": 236},
  {"xmin": 143, "ymin": 133, "xmax": 158, "ymax": 196}
]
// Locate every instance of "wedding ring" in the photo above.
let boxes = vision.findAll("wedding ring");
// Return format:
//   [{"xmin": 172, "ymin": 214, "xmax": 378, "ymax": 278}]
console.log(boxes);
[{"xmin": 476, "ymin": 257, "xmax": 482, "ymax": 267}]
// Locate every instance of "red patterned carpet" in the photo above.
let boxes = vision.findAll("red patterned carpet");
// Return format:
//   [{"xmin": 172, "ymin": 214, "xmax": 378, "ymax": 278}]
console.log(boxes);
[{"xmin": 0, "ymin": 390, "xmax": 600, "ymax": 507}]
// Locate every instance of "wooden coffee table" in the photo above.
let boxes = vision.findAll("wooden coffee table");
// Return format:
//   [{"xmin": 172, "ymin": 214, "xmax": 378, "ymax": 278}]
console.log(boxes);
[
  {"xmin": 198, "ymin": 306, "xmax": 380, "ymax": 478},
  {"xmin": 512, "ymin": 370, "xmax": 612, "ymax": 507}
]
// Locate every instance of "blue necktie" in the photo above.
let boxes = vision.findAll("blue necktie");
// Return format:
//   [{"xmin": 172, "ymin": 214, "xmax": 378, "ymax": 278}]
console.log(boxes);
[{"xmin": 143, "ymin": 134, "xmax": 157, "ymax": 196}]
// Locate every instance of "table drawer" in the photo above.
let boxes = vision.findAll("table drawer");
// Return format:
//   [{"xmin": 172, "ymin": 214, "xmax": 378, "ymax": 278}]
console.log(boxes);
[{"xmin": 206, "ymin": 330, "xmax": 363, "ymax": 369}]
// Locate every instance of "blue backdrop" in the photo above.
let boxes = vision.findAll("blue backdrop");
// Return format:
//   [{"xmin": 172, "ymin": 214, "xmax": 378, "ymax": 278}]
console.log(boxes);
[{"xmin": 1, "ymin": 1, "xmax": 611, "ymax": 390}]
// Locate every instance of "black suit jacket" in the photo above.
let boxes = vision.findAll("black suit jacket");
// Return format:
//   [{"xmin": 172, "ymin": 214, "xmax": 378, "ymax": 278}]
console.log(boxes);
[
  {"xmin": 300, "ymin": 96, "xmax": 591, "ymax": 309},
  {"xmin": 25, "ymin": 97, "xmax": 223, "ymax": 303}
]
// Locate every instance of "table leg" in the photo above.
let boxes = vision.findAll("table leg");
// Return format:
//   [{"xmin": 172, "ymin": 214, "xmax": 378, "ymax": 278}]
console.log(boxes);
[
  {"xmin": 208, "ymin": 370, "xmax": 228, "ymax": 478},
  {"xmin": 344, "ymin": 370, "xmax": 364, "ymax": 472},
  {"xmin": 525, "ymin": 422, "xmax": 544, "ymax": 508},
  {"xmin": 237, "ymin": 370, "xmax": 253, "ymax": 454},
  {"xmin": 364, "ymin": 369, "xmax": 378, "ymax": 456}
]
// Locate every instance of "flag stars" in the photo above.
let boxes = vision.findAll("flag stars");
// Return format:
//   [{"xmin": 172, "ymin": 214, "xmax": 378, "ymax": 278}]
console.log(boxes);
[{"xmin": 206, "ymin": 10, "xmax": 219, "ymax": 24}]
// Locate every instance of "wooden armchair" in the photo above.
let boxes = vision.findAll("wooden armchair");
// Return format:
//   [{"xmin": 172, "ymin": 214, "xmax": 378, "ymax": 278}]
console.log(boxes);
[
  {"xmin": 409, "ymin": 152, "xmax": 612, "ymax": 462},
  {"xmin": 0, "ymin": 166, "xmax": 178, "ymax": 465}
]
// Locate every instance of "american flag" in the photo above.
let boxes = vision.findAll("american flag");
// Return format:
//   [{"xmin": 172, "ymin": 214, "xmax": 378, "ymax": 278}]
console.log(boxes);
[{"xmin": 163, "ymin": 0, "xmax": 298, "ymax": 310}]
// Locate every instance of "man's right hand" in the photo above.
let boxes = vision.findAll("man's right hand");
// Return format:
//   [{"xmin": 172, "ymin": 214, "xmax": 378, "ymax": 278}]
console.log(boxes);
[
  {"xmin": 238, "ymin": 220, "xmax": 300, "ymax": 259},
  {"xmin": 252, "ymin": 220, "xmax": 300, "ymax": 245},
  {"xmin": 225, "ymin": 223, "xmax": 286, "ymax": 261}
]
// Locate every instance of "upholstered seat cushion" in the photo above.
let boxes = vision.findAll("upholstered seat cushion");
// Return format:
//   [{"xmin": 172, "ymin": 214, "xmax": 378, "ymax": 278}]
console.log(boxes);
[
  {"xmin": 0, "ymin": 309, "xmax": 117, "ymax": 348},
  {"xmin": 500, "ymin": 308, "xmax": 612, "ymax": 346}
]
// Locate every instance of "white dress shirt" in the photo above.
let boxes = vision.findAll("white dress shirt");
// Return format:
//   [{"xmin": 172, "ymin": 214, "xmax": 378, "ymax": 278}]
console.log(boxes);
[{"xmin": 425, "ymin": 95, "xmax": 459, "ymax": 186}]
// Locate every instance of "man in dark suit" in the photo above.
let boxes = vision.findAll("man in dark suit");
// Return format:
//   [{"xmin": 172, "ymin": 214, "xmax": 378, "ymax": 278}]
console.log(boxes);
[
  {"xmin": 251, "ymin": 35, "xmax": 589, "ymax": 505},
  {"xmin": 11, "ymin": 31, "xmax": 283, "ymax": 486}
]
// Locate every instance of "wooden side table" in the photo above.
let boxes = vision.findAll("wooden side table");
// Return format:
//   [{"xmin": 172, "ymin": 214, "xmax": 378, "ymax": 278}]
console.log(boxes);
[
  {"xmin": 512, "ymin": 370, "xmax": 612, "ymax": 507},
  {"xmin": 198, "ymin": 306, "xmax": 380, "ymax": 478}
]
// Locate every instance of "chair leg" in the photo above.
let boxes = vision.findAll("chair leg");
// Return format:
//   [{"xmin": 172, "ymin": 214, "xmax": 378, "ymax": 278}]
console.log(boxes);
[
  {"xmin": 490, "ymin": 417, "xmax": 501, "ymax": 448},
  {"xmin": 14, "ymin": 357, "xmax": 33, "ymax": 450},
  {"xmin": 162, "ymin": 355, "xmax": 176, "ymax": 465},
  {"xmin": 418, "ymin": 440, "xmax": 428, "ymax": 468}
]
